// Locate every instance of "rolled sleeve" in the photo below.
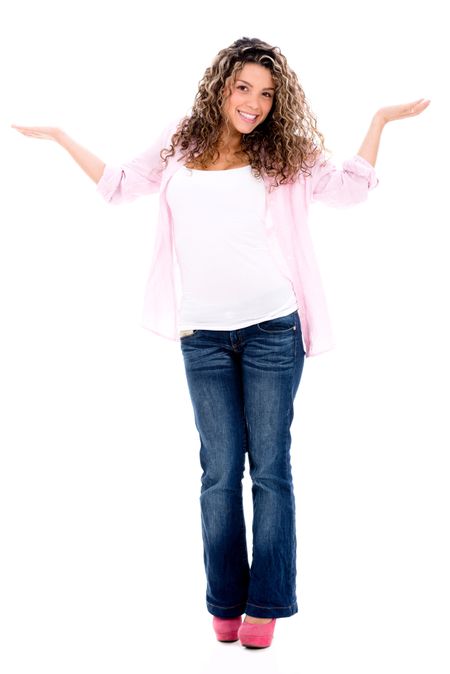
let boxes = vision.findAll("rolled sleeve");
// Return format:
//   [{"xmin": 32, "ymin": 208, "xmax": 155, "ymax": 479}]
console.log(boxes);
[
  {"xmin": 343, "ymin": 154, "xmax": 379, "ymax": 190},
  {"xmin": 95, "ymin": 117, "xmax": 182, "ymax": 205},
  {"xmin": 96, "ymin": 165, "xmax": 128, "ymax": 203},
  {"xmin": 95, "ymin": 158, "xmax": 163, "ymax": 205},
  {"xmin": 311, "ymin": 152, "xmax": 379, "ymax": 208}
]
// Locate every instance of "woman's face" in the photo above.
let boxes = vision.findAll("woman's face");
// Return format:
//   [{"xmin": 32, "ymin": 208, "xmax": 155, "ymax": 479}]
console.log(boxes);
[{"xmin": 222, "ymin": 62, "xmax": 275, "ymax": 134}]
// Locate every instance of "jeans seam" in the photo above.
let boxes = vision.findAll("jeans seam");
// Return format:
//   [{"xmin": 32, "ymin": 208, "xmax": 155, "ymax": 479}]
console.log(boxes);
[
  {"xmin": 246, "ymin": 601, "xmax": 296, "ymax": 610},
  {"xmin": 207, "ymin": 601, "xmax": 246, "ymax": 609}
]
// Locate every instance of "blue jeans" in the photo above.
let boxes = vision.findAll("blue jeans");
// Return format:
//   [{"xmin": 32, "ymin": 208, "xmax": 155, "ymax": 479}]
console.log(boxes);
[{"xmin": 180, "ymin": 310, "xmax": 305, "ymax": 619}]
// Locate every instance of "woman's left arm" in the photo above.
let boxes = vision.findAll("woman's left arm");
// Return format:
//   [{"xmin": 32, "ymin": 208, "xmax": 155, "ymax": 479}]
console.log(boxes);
[
  {"xmin": 357, "ymin": 98, "xmax": 431, "ymax": 167},
  {"xmin": 310, "ymin": 98, "xmax": 431, "ymax": 208}
]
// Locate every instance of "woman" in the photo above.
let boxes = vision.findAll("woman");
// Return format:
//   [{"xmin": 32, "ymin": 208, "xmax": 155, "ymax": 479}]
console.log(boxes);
[{"xmin": 12, "ymin": 36, "xmax": 430, "ymax": 649}]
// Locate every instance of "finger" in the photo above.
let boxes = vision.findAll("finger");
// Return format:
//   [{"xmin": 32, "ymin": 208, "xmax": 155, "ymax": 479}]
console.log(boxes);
[
  {"xmin": 412, "ymin": 99, "xmax": 431, "ymax": 107},
  {"xmin": 408, "ymin": 100, "xmax": 429, "ymax": 113},
  {"xmin": 405, "ymin": 99, "xmax": 424, "ymax": 111},
  {"xmin": 12, "ymin": 125, "xmax": 40, "ymax": 131}
]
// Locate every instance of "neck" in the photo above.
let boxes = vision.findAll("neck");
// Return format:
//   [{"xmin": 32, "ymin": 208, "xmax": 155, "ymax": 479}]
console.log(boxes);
[{"xmin": 218, "ymin": 123, "xmax": 243, "ymax": 155}]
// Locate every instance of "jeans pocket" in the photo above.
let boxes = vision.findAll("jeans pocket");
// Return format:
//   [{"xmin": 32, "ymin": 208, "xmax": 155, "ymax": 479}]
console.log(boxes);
[{"xmin": 256, "ymin": 312, "xmax": 297, "ymax": 334}]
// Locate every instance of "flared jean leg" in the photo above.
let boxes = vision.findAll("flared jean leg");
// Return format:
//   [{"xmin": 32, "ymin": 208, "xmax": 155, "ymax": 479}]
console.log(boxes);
[
  {"xmin": 242, "ymin": 313, "xmax": 304, "ymax": 618},
  {"xmin": 180, "ymin": 338, "xmax": 250, "ymax": 617}
]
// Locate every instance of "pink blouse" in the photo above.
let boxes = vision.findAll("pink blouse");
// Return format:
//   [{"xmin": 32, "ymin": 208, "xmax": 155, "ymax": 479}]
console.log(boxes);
[{"xmin": 95, "ymin": 117, "xmax": 379, "ymax": 357}]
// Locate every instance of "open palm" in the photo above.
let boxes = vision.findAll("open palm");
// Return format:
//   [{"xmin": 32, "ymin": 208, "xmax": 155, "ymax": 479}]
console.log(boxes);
[
  {"xmin": 377, "ymin": 98, "xmax": 431, "ymax": 124},
  {"xmin": 11, "ymin": 124, "xmax": 60, "ymax": 141}
]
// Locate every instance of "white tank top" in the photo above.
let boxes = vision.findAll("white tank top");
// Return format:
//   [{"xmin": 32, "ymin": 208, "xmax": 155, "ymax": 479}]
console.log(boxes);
[{"xmin": 166, "ymin": 164, "xmax": 298, "ymax": 330}]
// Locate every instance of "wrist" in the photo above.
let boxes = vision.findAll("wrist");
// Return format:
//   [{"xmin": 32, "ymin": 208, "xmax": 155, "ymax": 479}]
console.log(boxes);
[{"xmin": 53, "ymin": 128, "xmax": 67, "ymax": 145}]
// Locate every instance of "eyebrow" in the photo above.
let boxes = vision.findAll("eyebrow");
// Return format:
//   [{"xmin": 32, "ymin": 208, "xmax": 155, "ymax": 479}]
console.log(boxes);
[{"xmin": 236, "ymin": 79, "xmax": 275, "ymax": 91}]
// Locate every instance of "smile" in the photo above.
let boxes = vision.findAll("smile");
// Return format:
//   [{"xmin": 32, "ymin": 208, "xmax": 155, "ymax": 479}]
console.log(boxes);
[{"xmin": 237, "ymin": 110, "xmax": 258, "ymax": 123}]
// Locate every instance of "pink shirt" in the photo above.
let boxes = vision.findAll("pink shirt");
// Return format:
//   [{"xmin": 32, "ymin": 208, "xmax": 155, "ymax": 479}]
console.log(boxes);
[{"xmin": 95, "ymin": 117, "xmax": 379, "ymax": 357}]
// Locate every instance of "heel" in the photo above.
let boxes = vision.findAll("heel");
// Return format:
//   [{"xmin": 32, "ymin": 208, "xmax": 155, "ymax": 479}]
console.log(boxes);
[{"xmin": 212, "ymin": 615, "xmax": 242, "ymax": 642}]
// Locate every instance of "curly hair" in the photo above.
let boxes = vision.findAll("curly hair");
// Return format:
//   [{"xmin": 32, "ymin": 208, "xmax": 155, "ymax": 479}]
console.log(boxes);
[{"xmin": 160, "ymin": 37, "xmax": 331, "ymax": 188}]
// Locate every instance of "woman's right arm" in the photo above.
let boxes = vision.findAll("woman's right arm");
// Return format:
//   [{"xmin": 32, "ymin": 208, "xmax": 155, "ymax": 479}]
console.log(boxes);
[
  {"xmin": 11, "ymin": 125, "xmax": 106, "ymax": 184},
  {"xmin": 11, "ymin": 116, "xmax": 182, "ymax": 204}
]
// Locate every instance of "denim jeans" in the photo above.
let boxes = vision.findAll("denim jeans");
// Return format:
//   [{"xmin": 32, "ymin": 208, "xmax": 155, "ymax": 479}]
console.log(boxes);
[{"xmin": 179, "ymin": 309, "xmax": 305, "ymax": 619}]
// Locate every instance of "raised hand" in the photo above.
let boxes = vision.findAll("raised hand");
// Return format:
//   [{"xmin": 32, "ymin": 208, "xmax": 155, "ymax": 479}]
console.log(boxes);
[
  {"xmin": 376, "ymin": 98, "xmax": 431, "ymax": 125},
  {"xmin": 10, "ymin": 125, "xmax": 61, "ymax": 141},
  {"xmin": 11, "ymin": 124, "xmax": 105, "ymax": 184}
]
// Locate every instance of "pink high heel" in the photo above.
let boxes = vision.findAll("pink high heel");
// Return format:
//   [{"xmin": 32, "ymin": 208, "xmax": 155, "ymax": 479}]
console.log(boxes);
[
  {"xmin": 212, "ymin": 615, "xmax": 243, "ymax": 642},
  {"xmin": 237, "ymin": 618, "xmax": 277, "ymax": 648}
]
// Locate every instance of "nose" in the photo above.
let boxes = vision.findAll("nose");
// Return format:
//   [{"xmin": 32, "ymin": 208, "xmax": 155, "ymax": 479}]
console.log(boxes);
[{"xmin": 246, "ymin": 99, "xmax": 260, "ymax": 113}]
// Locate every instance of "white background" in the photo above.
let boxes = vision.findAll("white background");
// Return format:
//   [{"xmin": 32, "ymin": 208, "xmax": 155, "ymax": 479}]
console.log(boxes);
[{"xmin": 1, "ymin": 1, "xmax": 449, "ymax": 672}]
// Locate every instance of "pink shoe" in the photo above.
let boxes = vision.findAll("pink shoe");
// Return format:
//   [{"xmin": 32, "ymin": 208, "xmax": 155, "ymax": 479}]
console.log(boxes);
[
  {"xmin": 238, "ymin": 618, "xmax": 277, "ymax": 648},
  {"xmin": 212, "ymin": 615, "xmax": 243, "ymax": 642}
]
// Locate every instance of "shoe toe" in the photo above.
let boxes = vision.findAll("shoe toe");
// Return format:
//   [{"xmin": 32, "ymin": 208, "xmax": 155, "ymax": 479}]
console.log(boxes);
[{"xmin": 237, "ymin": 618, "xmax": 276, "ymax": 648}]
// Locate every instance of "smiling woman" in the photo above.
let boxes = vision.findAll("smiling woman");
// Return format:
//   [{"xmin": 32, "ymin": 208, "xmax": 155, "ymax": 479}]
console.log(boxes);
[
  {"xmin": 161, "ymin": 36, "xmax": 331, "ymax": 179},
  {"xmin": 11, "ymin": 32, "xmax": 430, "ymax": 651},
  {"xmin": 89, "ymin": 36, "xmax": 382, "ymax": 641}
]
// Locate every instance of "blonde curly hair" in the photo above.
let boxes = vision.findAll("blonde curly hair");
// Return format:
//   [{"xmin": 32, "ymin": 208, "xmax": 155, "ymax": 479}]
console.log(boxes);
[{"xmin": 160, "ymin": 37, "xmax": 331, "ymax": 188}]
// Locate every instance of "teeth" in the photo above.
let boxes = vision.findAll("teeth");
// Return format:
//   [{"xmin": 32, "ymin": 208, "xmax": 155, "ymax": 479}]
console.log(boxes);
[{"xmin": 238, "ymin": 110, "xmax": 257, "ymax": 120}]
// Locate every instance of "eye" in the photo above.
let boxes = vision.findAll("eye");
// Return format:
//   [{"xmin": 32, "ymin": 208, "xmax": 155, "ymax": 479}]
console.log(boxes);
[{"xmin": 236, "ymin": 85, "xmax": 272, "ymax": 98}]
